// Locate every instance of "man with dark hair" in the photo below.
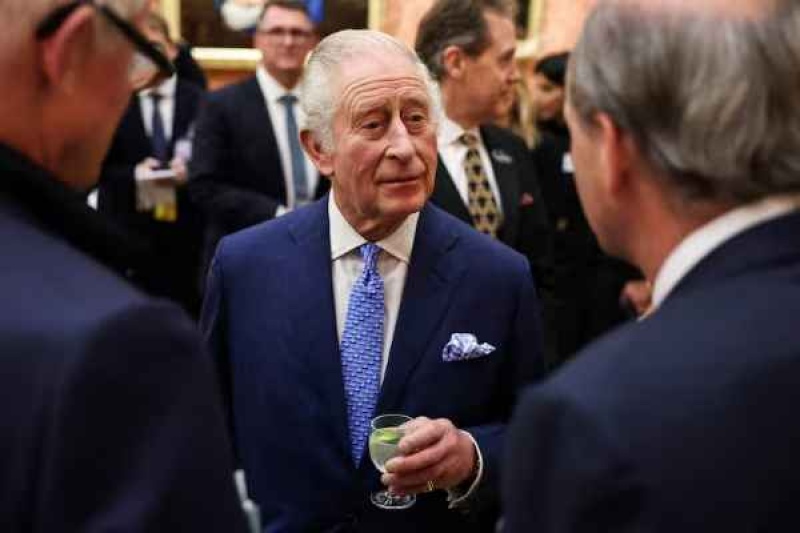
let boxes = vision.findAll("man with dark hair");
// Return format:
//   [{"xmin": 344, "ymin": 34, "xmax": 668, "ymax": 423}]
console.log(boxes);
[
  {"xmin": 0, "ymin": 0, "xmax": 246, "ymax": 529},
  {"xmin": 190, "ymin": 0, "xmax": 328, "ymax": 275},
  {"xmin": 98, "ymin": 10, "xmax": 206, "ymax": 315},
  {"xmin": 415, "ymin": 0, "xmax": 551, "ymax": 285},
  {"xmin": 504, "ymin": 0, "xmax": 800, "ymax": 531}
]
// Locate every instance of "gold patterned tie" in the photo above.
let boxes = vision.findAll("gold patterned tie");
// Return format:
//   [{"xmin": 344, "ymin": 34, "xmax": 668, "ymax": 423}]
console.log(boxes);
[{"xmin": 461, "ymin": 133, "xmax": 501, "ymax": 238}]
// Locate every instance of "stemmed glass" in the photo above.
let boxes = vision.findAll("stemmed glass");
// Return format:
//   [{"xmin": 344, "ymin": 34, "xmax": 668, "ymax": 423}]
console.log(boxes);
[{"xmin": 368, "ymin": 414, "xmax": 416, "ymax": 510}]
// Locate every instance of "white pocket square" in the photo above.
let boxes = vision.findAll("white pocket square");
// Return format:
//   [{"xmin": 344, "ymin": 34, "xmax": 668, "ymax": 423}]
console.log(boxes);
[{"xmin": 442, "ymin": 333, "xmax": 496, "ymax": 362}]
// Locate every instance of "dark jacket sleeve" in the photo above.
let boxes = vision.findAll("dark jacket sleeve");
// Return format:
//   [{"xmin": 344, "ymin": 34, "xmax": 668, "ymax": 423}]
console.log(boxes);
[
  {"xmin": 503, "ymin": 384, "xmax": 641, "ymax": 533},
  {"xmin": 189, "ymin": 93, "xmax": 281, "ymax": 232},
  {"xmin": 35, "ymin": 301, "xmax": 248, "ymax": 532}
]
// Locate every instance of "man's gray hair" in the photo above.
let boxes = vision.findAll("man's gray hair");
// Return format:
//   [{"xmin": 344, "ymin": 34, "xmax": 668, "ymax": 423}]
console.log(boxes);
[
  {"xmin": 300, "ymin": 29, "xmax": 442, "ymax": 151},
  {"xmin": 569, "ymin": 0, "xmax": 800, "ymax": 204}
]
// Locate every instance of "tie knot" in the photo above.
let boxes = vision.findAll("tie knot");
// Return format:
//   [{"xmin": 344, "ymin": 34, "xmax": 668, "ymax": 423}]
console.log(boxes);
[
  {"xmin": 360, "ymin": 243, "xmax": 381, "ymax": 272},
  {"xmin": 460, "ymin": 132, "xmax": 479, "ymax": 149},
  {"xmin": 150, "ymin": 91, "xmax": 163, "ymax": 103},
  {"xmin": 279, "ymin": 94, "xmax": 298, "ymax": 106}
]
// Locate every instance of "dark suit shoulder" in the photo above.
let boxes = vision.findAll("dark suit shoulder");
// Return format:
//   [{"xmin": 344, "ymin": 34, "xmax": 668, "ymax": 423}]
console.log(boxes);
[
  {"xmin": 481, "ymin": 124, "xmax": 529, "ymax": 152},
  {"xmin": 207, "ymin": 76, "xmax": 259, "ymax": 106},
  {"xmin": 425, "ymin": 203, "xmax": 530, "ymax": 273}
]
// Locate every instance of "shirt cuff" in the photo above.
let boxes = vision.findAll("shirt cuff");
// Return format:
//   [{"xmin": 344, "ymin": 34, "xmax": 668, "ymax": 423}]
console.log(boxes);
[
  {"xmin": 446, "ymin": 431, "xmax": 484, "ymax": 508},
  {"xmin": 275, "ymin": 205, "xmax": 290, "ymax": 217}
]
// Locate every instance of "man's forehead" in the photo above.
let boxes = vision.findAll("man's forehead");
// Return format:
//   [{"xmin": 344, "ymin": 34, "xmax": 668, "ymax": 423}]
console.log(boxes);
[
  {"xmin": 335, "ymin": 56, "xmax": 427, "ymax": 104},
  {"xmin": 259, "ymin": 5, "xmax": 312, "ymax": 28}
]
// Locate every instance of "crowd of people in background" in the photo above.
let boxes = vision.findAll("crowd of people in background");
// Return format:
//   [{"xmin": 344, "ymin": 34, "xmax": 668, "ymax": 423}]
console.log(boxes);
[{"xmin": 3, "ymin": 0, "xmax": 800, "ymax": 531}]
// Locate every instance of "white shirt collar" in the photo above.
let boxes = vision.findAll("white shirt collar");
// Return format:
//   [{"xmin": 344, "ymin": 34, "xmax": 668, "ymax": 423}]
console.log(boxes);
[
  {"xmin": 328, "ymin": 193, "xmax": 418, "ymax": 263},
  {"xmin": 256, "ymin": 65, "xmax": 299, "ymax": 102},
  {"xmin": 438, "ymin": 113, "xmax": 481, "ymax": 150},
  {"xmin": 651, "ymin": 194, "xmax": 800, "ymax": 310},
  {"xmin": 140, "ymin": 74, "xmax": 177, "ymax": 100}
]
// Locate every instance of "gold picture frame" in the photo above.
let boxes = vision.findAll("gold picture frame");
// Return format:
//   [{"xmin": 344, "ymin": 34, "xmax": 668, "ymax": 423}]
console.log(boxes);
[{"xmin": 160, "ymin": 0, "xmax": 543, "ymax": 73}]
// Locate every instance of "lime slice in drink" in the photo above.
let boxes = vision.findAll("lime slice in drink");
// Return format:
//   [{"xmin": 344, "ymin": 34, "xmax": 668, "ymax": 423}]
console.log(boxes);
[{"xmin": 372, "ymin": 427, "xmax": 402, "ymax": 445}]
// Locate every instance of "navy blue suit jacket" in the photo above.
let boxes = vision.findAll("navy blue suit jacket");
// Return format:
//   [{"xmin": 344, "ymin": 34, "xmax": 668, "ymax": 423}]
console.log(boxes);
[
  {"xmin": 0, "ymin": 144, "xmax": 247, "ymax": 532},
  {"xmin": 503, "ymin": 210, "xmax": 800, "ymax": 532},
  {"xmin": 202, "ymin": 198, "xmax": 545, "ymax": 532}
]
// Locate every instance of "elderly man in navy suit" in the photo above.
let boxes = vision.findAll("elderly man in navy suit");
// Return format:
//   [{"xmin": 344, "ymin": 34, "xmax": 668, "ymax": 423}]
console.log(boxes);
[
  {"xmin": 504, "ymin": 0, "xmax": 800, "ymax": 531},
  {"xmin": 202, "ymin": 29, "xmax": 545, "ymax": 531},
  {"xmin": 0, "ymin": 0, "xmax": 246, "ymax": 530}
]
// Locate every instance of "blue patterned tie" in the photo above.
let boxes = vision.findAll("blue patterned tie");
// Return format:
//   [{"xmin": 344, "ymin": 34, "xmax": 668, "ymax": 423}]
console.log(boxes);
[
  {"xmin": 340, "ymin": 243, "xmax": 384, "ymax": 465},
  {"xmin": 278, "ymin": 94, "xmax": 309, "ymax": 204}
]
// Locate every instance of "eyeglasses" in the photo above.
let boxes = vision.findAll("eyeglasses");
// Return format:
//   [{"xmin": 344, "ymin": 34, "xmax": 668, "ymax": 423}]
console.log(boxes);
[
  {"xmin": 256, "ymin": 27, "xmax": 313, "ymax": 42},
  {"xmin": 35, "ymin": 0, "xmax": 174, "ymax": 90}
]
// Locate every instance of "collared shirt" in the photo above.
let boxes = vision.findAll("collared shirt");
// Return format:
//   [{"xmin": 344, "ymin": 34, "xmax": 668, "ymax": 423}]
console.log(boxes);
[
  {"xmin": 651, "ymin": 194, "xmax": 800, "ymax": 311},
  {"xmin": 256, "ymin": 66, "xmax": 318, "ymax": 210},
  {"xmin": 328, "ymin": 193, "xmax": 483, "ymax": 505},
  {"xmin": 437, "ymin": 114, "xmax": 504, "ymax": 215},
  {"xmin": 138, "ymin": 75, "xmax": 177, "ymax": 141},
  {"xmin": 329, "ymin": 193, "xmax": 417, "ymax": 380}
]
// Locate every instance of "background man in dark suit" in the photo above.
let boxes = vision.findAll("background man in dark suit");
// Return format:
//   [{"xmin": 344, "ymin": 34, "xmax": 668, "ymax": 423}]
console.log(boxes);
[
  {"xmin": 0, "ymin": 0, "xmax": 246, "ymax": 530},
  {"xmin": 201, "ymin": 29, "xmax": 544, "ymax": 531},
  {"xmin": 189, "ymin": 0, "xmax": 328, "ymax": 273},
  {"xmin": 414, "ymin": 0, "xmax": 552, "ymax": 287},
  {"xmin": 504, "ymin": 0, "xmax": 800, "ymax": 531},
  {"xmin": 99, "ymin": 10, "xmax": 205, "ymax": 315}
]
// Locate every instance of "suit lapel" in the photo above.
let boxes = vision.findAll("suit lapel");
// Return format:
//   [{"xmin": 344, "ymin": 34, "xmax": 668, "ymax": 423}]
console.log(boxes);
[
  {"xmin": 242, "ymin": 78, "xmax": 288, "ymax": 198},
  {"xmin": 432, "ymin": 155, "xmax": 472, "ymax": 225},
  {"xmin": 170, "ymin": 81, "xmax": 193, "ymax": 154},
  {"xmin": 285, "ymin": 198, "xmax": 351, "ymax": 462},
  {"xmin": 376, "ymin": 204, "xmax": 466, "ymax": 413},
  {"xmin": 125, "ymin": 98, "xmax": 152, "ymax": 159},
  {"xmin": 482, "ymin": 126, "xmax": 520, "ymax": 246}
]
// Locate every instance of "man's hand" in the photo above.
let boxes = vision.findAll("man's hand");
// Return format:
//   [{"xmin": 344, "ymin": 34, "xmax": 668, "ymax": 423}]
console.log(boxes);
[
  {"xmin": 169, "ymin": 157, "xmax": 188, "ymax": 184},
  {"xmin": 134, "ymin": 157, "xmax": 162, "ymax": 181},
  {"xmin": 381, "ymin": 417, "xmax": 476, "ymax": 495},
  {"xmin": 620, "ymin": 279, "xmax": 652, "ymax": 317}
]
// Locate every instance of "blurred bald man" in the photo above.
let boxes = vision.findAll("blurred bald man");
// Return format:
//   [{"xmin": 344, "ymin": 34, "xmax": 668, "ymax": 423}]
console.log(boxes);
[
  {"xmin": 0, "ymin": 0, "xmax": 246, "ymax": 530},
  {"xmin": 504, "ymin": 0, "xmax": 800, "ymax": 531}
]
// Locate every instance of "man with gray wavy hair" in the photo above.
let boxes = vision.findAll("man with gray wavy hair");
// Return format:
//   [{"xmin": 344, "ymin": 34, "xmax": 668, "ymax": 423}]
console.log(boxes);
[
  {"xmin": 201, "ymin": 28, "xmax": 544, "ymax": 532},
  {"xmin": 0, "ymin": 0, "xmax": 247, "ymax": 530},
  {"xmin": 504, "ymin": 0, "xmax": 800, "ymax": 531}
]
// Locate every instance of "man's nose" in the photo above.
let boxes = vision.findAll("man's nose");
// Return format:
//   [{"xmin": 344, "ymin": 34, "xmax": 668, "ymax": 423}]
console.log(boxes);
[
  {"xmin": 509, "ymin": 61, "xmax": 521, "ymax": 84},
  {"xmin": 386, "ymin": 119, "xmax": 415, "ymax": 161}
]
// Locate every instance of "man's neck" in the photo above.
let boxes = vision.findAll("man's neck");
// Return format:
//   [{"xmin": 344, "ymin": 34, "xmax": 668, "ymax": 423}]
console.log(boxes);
[
  {"xmin": 263, "ymin": 65, "xmax": 301, "ymax": 91},
  {"xmin": 441, "ymin": 84, "xmax": 481, "ymax": 130}
]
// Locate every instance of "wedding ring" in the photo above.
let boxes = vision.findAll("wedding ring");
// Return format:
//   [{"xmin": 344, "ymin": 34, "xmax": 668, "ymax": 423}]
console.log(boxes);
[{"xmin": 426, "ymin": 480, "xmax": 436, "ymax": 493}]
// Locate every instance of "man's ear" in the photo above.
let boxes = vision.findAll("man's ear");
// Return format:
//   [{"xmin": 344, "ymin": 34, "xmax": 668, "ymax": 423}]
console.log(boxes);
[
  {"xmin": 300, "ymin": 130, "xmax": 334, "ymax": 176},
  {"xmin": 594, "ymin": 113, "xmax": 635, "ymax": 199},
  {"xmin": 39, "ymin": 5, "xmax": 94, "ymax": 93},
  {"xmin": 441, "ymin": 45, "xmax": 466, "ymax": 80}
]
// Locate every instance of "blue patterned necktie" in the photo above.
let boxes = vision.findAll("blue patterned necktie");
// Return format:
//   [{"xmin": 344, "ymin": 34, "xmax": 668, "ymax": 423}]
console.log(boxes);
[
  {"xmin": 150, "ymin": 91, "xmax": 169, "ymax": 163},
  {"xmin": 278, "ymin": 94, "xmax": 309, "ymax": 204},
  {"xmin": 340, "ymin": 243, "xmax": 384, "ymax": 465}
]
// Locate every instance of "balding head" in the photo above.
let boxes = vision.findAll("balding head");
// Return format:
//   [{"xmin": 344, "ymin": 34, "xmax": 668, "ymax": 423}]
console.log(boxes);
[{"xmin": 568, "ymin": 0, "xmax": 800, "ymax": 205}]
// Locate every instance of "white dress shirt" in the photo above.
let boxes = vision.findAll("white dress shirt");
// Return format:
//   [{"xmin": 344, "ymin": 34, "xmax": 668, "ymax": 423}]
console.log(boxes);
[
  {"xmin": 138, "ymin": 75, "xmax": 177, "ymax": 141},
  {"xmin": 651, "ymin": 194, "xmax": 800, "ymax": 311},
  {"xmin": 329, "ymin": 193, "xmax": 417, "ymax": 381},
  {"xmin": 256, "ymin": 66, "xmax": 318, "ymax": 210},
  {"xmin": 328, "ymin": 193, "xmax": 483, "ymax": 505},
  {"xmin": 437, "ymin": 114, "xmax": 504, "ymax": 215}
]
